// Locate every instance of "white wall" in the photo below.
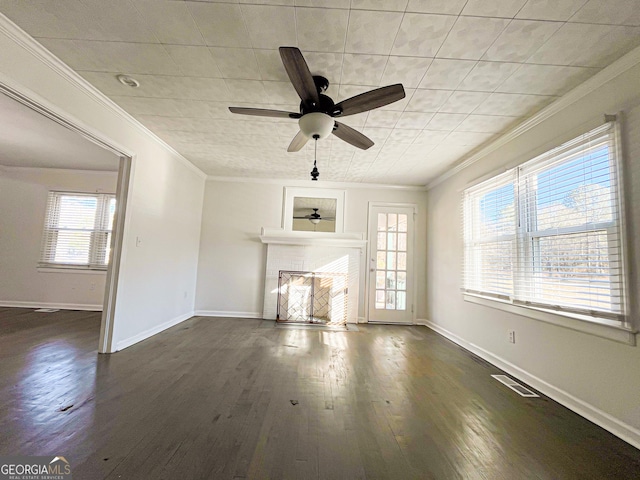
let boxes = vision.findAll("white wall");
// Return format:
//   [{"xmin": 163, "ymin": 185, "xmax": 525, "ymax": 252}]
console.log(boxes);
[
  {"xmin": 0, "ymin": 167, "xmax": 117, "ymax": 309},
  {"xmin": 426, "ymin": 51, "xmax": 640, "ymax": 446},
  {"xmin": 0, "ymin": 22, "xmax": 206, "ymax": 351},
  {"xmin": 195, "ymin": 180, "xmax": 427, "ymax": 320}
]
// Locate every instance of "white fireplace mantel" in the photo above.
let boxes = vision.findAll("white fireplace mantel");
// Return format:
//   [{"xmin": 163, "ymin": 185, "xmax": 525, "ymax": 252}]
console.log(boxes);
[
  {"xmin": 260, "ymin": 227, "xmax": 367, "ymax": 249},
  {"xmin": 261, "ymin": 228, "xmax": 364, "ymax": 322}
]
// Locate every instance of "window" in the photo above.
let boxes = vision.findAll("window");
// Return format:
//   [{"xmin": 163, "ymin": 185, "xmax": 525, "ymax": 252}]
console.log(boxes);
[
  {"xmin": 40, "ymin": 191, "xmax": 116, "ymax": 270},
  {"xmin": 463, "ymin": 121, "xmax": 626, "ymax": 324}
]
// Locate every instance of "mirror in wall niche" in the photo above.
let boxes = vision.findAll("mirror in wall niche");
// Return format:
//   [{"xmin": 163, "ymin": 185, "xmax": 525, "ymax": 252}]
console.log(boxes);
[
  {"xmin": 292, "ymin": 197, "xmax": 337, "ymax": 232},
  {"xmin": 282, "ymin": 187, "xmax": 345, "ymax": 233}
]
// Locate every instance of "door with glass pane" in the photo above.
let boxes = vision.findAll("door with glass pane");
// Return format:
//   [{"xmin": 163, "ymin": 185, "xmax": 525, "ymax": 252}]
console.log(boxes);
[{"xmin": 368, "ymin": 205, "xmax": 415, "ymax": 324}]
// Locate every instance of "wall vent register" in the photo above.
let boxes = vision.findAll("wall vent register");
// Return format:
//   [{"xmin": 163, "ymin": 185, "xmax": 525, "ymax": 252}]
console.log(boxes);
[{"xmin": 492, "ymin": 375, "xmax": 539, "ymax": 398}]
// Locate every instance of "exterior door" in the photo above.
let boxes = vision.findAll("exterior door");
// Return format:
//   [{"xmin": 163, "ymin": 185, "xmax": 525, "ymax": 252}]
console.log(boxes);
[{"xmin": 367, "ymin": 204, "xmax": 415, "ymax": 324}]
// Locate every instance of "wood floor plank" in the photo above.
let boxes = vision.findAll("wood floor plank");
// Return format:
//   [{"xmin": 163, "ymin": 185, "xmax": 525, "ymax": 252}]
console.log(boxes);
[{"xmin": 1, "ymin": 308, "xmax": 639, "ymax": 479}]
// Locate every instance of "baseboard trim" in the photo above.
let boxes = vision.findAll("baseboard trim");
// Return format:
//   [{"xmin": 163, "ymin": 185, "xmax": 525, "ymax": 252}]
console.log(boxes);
[
  {"xmin": 421, "ymin": 319, "xmax": 640, "ymax": 451},
  {"xmin": 0, "ymin": 300, "xmax": 102, "ymax": 311},
  {"xmin": 194, "ymin": 310, "xmax": 263, "ymax": 319},
  {"xmin": 115, "ymin": 311, "xmax": 194, "ymax": 351}
]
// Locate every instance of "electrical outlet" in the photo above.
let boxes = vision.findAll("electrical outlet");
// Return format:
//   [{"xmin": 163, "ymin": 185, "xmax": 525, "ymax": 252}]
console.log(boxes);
[
  {"xmin": 508, "ymin": 330, "xmax": 516, "ymax": 344},
  {"xmin": 90, "ymin": 282, "xmax": 96, "ymax": 291},
  {"xmin": 136, "ymin": 236, "xmax": 143, "ymax": 247},
  {"xmin": 183, "ymin": 291, "xmax": 188, "ymax": 299}
]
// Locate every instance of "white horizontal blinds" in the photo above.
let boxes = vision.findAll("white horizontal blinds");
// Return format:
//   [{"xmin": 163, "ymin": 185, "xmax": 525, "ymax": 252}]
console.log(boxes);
[
  {"xmin": 40, "ymin": 192, "xmax": 116, "ymax": 269},
  {"xmin": 516, "ymin": 123, "xmax": 624, "ymax": 319},
  {"xmin": 463, "ymin": 170, "xmax": 517, "ymax": 299}
]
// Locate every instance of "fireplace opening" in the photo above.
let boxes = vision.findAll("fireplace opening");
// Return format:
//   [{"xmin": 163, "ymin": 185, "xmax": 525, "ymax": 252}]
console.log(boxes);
[{"xmin": 276, "ymin": 270, "xmax": 348, "ymax": 325}]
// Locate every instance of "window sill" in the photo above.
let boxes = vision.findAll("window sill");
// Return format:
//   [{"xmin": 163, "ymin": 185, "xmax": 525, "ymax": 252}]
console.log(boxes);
[
  {"xmin": 37, "ymin": 267, "xmax": 107, "ymax": 275},
  {"xmin": 463, "ymin": 293, "xmax": 637, "ymax": 345}
]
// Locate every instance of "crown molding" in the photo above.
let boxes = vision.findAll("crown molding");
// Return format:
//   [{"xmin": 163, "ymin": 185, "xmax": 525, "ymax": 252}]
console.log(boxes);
[
  {"xmin": 426, "ymin": 44, "xmax": 640, "ymax": 190},
  {"xmin": 0, "ymin": 164, "xmax": 118, "ymax": 175},
  {"xmin": 206, "ymin": 175, "xmax": 428, "ymax": 191},
  {"xmin": 0, "ymin": 13, "xmax": 207, "ymax": 180}
]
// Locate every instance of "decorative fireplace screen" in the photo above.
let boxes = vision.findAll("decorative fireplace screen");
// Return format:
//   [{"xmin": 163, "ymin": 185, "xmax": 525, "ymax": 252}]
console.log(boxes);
[{"xmin": 277, "ymin": 270, "xmax": 348, "ymax": 325}]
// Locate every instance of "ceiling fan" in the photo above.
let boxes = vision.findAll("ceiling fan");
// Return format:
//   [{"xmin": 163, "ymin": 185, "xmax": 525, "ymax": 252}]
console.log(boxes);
[
  {"xmin": 293, "ymin": 208, "xmax": 335, "ymax": 225},
  {"xmin": 228, "ymin": 46, "xmax": 406, "ymax": 152}
]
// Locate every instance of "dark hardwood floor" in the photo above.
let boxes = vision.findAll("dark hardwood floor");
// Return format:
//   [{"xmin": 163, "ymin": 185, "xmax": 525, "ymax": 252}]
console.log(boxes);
[{"xmin": 1, "ymin": 307, "xmax": 639, "ymax": 479}]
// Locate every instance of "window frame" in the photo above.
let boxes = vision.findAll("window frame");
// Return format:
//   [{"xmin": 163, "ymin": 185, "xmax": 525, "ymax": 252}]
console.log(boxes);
[
  {"xmin": 462, "ymin": 121, "xmax": 631, "ymax": 334},
  {"xmin": 39, "ymin": 191, "xmax": 116, "ymax": 271},
  {"xmin": 463, "ymin": 170, "xmax": 517, "ymax": 300}
]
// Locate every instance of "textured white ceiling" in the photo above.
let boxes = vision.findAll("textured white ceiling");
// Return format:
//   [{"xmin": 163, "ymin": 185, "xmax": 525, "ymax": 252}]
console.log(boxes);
[
  {"xmin": 0, "ymin": 92, "xmax": 119, "ymax": 171},
  {"xmin": 293, "ymin": 196, "xmax": 337, "ymax": 217},
  {"xmin": 1, "ymin": 0, "xmax": 639, "ymax": 185}
]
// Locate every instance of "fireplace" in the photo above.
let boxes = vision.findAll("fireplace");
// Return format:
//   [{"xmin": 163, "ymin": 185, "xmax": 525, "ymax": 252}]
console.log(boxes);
[
  {"xmin": 260, "ymin": 229, "xmax": 366, "ymax": 323},
  {"xmin": 277, "ymin": 270, "xmax": 348, "ymax": 324}
]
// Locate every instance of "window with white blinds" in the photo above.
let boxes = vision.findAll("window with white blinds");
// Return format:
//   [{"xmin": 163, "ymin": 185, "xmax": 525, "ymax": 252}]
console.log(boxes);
[
  {"xmin": 463, "ymin": 121, "xmax": 626, "ymax": 324},
  {"xmin": 39, "ymin": 191, "xmax": 116, "ymax": 270},
  {"xmin": 463, "ymin": 170, "xmax": 516, "ymax": 299}
]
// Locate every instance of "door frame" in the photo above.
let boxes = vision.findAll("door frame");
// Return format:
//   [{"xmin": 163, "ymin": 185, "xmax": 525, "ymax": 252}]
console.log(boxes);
[
  {"xmin": 0, "ymin": 81, "xmax": 133, "ymax": 354},
  {"xmin": 365, "ymin": 202, "xmax": 418, "ymax": 325}
]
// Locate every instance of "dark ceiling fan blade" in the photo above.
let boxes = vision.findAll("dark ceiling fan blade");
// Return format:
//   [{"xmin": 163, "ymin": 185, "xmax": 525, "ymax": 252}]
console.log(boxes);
[
  {"xmin": 228, "ymin": 107, "xmax": 301, "ymax": 118},
  {"xmin": 333, "ymin": 84, "xmax": 405, "ymax": 117},
  {"xmin": 287, "ymin": 130, "xmax": 309, "ymax": 152},
  {"xmin": 279, "ymin": 47, "xmax": 320, "ymax": 107},
  {"xmin": 332, "ymin": 122, "xmax": 374, "ymax": 150}
]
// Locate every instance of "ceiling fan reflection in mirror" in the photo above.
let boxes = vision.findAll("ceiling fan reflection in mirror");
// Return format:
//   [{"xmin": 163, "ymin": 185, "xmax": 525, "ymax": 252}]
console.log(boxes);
[
  {"xmin": 228, "ymin": 47, "xmax": 406, "ymax": 153},
  {"xmin": 294, "ymin": 208, "xmax": 335, "ymax": 225}
]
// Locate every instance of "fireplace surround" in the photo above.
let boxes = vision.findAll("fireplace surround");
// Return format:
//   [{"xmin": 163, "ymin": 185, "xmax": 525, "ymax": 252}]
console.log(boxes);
[{"xmin": 260, "ymin": 228, "xmax": 366, "ymax": 323}]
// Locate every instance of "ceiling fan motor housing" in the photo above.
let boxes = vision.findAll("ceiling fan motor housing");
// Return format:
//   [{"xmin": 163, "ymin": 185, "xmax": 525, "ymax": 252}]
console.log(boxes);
[
  {"xmin": 309, "ymin": 208, "xmax": 321, "ymax": 223},
  {"xmin": 301, "ymin": 92, "xmax": 338, "ymax": 115}
]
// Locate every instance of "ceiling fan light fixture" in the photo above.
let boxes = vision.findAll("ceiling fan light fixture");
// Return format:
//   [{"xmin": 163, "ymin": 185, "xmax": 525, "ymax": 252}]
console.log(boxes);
[
  {"xmin": 298, "ymin": 112, "xmax": 334, "ymax": 139},
  {"xmin": 309, "ymin": 218, "xmax": 321, "ymax": 225}
]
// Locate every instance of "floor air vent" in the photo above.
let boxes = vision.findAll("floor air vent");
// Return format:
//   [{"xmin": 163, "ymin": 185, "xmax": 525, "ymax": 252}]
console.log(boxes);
[{"xmin": 491, "ymin": 374, "xmax": 539, "ymax": 397}]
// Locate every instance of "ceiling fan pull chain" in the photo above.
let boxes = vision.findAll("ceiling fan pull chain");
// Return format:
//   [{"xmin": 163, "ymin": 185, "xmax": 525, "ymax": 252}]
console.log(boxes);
[{"xmin": 310, "ymin": 139, "xmax": 319, "ymax": 181}]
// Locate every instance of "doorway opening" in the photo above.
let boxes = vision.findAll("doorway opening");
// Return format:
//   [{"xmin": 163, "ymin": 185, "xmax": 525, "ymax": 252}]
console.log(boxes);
[{"xmin": 0, "ymin": 83, "xmax": 132, "ymax": 354}]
